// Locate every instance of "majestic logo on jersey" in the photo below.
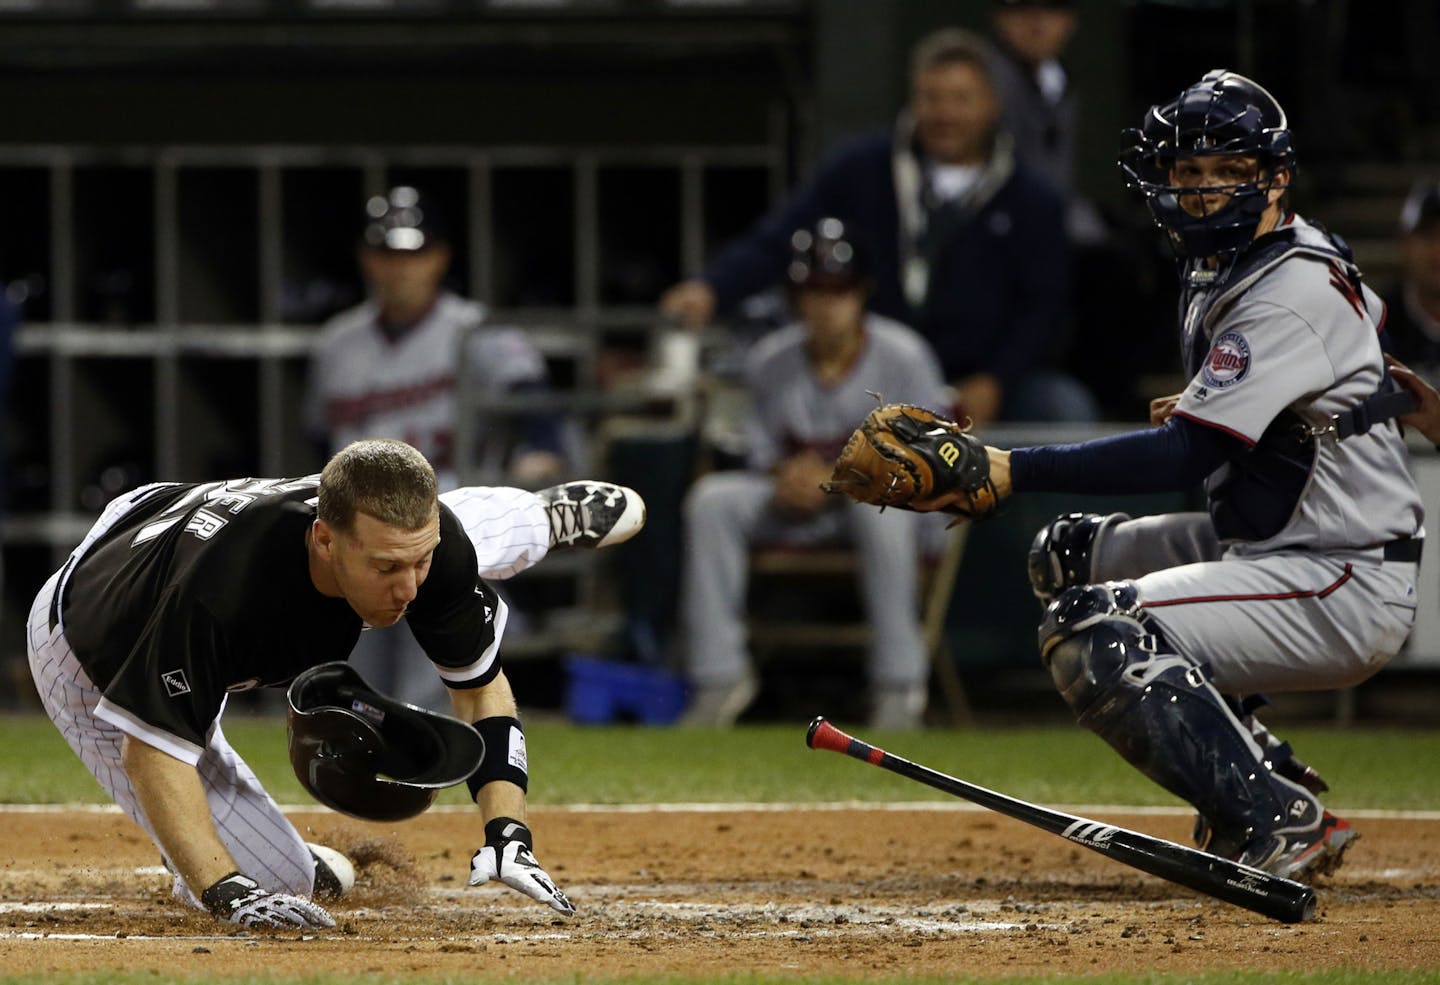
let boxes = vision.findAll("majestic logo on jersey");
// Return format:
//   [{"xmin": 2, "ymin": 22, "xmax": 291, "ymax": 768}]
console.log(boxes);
[
  {"xmin": 1200, "ymin": 331, "xmax": 1251, "ymax": 389},
  {"xmin": 162, "ymin": 669, "xmax": 192, "ymax": 697}
]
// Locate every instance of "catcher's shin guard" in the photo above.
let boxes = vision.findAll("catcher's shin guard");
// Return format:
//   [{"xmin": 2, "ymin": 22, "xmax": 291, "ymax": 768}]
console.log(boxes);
[{"xmin": 1038, "ymin": 583, "xmax": 1323, "ymax": 864}]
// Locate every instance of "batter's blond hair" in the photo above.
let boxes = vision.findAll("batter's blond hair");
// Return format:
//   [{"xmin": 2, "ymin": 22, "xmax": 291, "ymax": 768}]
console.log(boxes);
[{"xmin": 318, "ymin": 439, "xmax": 438, "ymax": 533}]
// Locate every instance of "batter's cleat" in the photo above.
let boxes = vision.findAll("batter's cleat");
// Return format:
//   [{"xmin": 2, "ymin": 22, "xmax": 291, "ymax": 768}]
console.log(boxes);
[
  {"xmin": 1236, "ymin": 811, "xmax": 1359, "ymax": 881},
  {"xmin": 678, "ymin": 673, "xmax": 759, "ymax": 728},
  {"xmin": 539, "ymin": 481, "xmax": 646, "ymax": 550}
]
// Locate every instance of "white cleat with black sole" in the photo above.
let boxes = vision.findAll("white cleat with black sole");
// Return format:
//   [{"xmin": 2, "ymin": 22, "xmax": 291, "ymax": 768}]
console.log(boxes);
[{"xmin": 539, "ymin": 481, "xmax": 646, "ymax": 549}]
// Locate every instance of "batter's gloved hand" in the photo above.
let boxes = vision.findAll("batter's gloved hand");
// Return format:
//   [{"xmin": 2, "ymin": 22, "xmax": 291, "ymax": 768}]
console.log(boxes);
[
  {"xmin": 200, "ymin": 872, "xmax": 336, "ymax": 929},
  {"xmin": 821, "ymin": 402, "xmax": 1000, "ymax": 520},
  {"xmin": 469, "ymin": 817, "xmax": 575, "ymax": 916}
]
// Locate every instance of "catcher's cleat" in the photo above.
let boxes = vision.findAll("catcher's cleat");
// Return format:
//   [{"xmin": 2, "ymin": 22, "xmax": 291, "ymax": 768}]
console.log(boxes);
[
  {"xmin": 538, "ymin": 481, "xmax": 646, "ymax": 550},
  {"xmin": 1235, "ymin": 811, "xmax": 1358, "ymax": 881}
]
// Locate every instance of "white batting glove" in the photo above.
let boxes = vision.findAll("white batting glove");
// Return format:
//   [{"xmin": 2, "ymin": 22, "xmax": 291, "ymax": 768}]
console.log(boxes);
[
  {"xmin": 468, "ymin": 818, "xmax": 575, "ymax": 916},
  {"xmin": 201, "ymin": 872, "xmax": 336, "ymax": 929}
]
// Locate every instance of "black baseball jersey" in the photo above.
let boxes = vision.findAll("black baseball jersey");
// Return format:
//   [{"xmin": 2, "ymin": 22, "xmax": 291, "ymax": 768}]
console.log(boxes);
[{"xmin": 61, "ymin": 476, "xmax": 501, "ymax": 755}]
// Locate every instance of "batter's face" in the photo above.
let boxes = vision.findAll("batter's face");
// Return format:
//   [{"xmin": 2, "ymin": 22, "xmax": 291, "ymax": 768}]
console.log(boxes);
[
  {"xmin": 912, "ymin": 61, "xmax": 999, "ymax": 165},
  {"xmin": 312, "ymin": 510, "xmax": 441, "ymax": 627},
  {"xmin": 1170, "ymin": 154, "xmax": 1288, "ymax": 230},
  {"xmin": 359, "ymin": 244, "xmax": 452, "ymax": 318}
]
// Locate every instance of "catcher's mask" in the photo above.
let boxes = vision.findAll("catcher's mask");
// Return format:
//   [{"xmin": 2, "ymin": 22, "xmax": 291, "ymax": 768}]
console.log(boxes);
[
  {"xmin": 286, "ymin": 661, "xmax": 483, "ymax": 822},
  {"xmin": 1118, "ymin": 69, "xmax": 1294, "ymax": 259}
]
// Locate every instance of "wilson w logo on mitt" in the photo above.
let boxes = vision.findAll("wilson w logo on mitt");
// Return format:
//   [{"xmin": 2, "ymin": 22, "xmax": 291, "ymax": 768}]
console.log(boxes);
[{"xmin": 820, "ymin": 403, "xmax": 999, "ymax": 519}]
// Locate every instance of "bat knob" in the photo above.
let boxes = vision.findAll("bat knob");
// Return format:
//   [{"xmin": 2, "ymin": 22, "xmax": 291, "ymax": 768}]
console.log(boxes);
[{"xmin": 805, "ymin": 716, "xmax": 827, "ymax": 748}]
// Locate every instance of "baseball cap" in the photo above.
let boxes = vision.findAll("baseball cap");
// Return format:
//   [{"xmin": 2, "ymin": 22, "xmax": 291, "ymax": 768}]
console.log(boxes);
[
  {"xmin": 1399, "ymin": 180, "xmax": 1440, "ymax": 236},
  {"xmin": 361, "ymin": 186, "xmax": 446, "ymax": 251}
]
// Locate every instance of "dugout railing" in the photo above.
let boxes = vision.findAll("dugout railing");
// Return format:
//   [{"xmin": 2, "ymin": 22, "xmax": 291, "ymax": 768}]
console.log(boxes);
[{"xmin": 0, "ymin": 139, "xmax": 786, "ymax": 669}]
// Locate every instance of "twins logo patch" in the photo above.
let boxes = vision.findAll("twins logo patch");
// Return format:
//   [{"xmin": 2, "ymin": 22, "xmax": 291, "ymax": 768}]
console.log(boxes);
[{"xmin": 1200, "ymin": 331, "xmax": 1251, "ymax": 389}]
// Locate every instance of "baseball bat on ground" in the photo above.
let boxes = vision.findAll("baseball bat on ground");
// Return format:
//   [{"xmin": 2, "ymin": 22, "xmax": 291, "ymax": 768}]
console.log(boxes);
[{"xmin": 805, "ymin": 716, "xmax": 1316, "ymax": 924}]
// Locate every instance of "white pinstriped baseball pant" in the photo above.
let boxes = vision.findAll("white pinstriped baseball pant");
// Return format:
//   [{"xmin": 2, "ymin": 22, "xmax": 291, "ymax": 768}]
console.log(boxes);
[{"xmin": 26, "ymin": 483, "xmax": 551, "ymax": 909}]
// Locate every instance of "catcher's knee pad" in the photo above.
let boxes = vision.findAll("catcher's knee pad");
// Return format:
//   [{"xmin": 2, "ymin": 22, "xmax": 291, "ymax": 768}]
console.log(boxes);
[
  {"xmin": 1026, "ymin": 512, "xmax": 1129, "ymax": 602},
  {"xmin": 1037, "ymin": 581, "xmax": 1157, "ymax": 716}
]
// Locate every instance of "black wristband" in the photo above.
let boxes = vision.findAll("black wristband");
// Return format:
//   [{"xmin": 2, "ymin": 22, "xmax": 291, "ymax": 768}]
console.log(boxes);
[
  {"xmin": 484, "ymin": 816, "xmax": 533, "ymax": 850},
  {"xmin": 199, "ymin": 872, "xmax": 257, "ymax": 916},
  {"xmin": 466, "ymin": 716, "xmax": 529, "ymax": 799}
]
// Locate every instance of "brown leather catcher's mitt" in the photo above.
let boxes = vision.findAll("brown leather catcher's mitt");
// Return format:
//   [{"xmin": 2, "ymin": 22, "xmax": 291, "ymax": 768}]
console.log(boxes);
[{"xmin": 820, "ymin": 403, "xmax": 998, "ymax": 519}]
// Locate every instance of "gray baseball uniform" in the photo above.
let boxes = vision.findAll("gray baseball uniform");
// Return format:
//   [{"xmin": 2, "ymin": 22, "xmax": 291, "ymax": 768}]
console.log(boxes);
[
  {"xmin": 682, "ymin": 314, "xmax": 951, "ymax": 691},
  {"xmin": 1088, "ymin": 217, "xmax": 1423, "ymax": 693},
  {"xmin": 304, "ymin": 292, "xmax": 549, "ymax": 484}
]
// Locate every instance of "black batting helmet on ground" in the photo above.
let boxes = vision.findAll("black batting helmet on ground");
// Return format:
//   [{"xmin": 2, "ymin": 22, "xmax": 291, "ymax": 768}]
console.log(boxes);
[{"xmin": 286, "ymin": 662, "xmax": 483, "ymax": 822}]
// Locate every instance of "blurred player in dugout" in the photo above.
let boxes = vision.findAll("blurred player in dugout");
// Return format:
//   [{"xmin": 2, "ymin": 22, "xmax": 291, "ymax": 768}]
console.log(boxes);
[
  {"xmin": 678, "ymin": 219, "xmax": 951, "ymax": 731},
  {"xmin": 659, "ymin": 25, "xmax": 1096, "ymax": 430},
  {"xmin": 304, "ymin": 187, "xmax": 572, "ymax": 708}
]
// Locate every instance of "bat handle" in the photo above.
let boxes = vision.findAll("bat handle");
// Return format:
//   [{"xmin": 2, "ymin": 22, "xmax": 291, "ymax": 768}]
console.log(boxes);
[{"xmin": 806, "ymin": 716, "xmax": 885, "ymax": 764}]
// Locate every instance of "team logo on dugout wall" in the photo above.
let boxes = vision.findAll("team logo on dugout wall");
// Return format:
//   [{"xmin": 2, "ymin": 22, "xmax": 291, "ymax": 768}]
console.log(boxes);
[{"xmin": 1200, "ymin": 331, "xmax": 1251, "ymax": 389}]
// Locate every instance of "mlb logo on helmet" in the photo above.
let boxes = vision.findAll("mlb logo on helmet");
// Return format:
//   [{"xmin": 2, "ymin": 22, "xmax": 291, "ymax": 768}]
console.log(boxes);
[{"xmin": 1201, "ymin": 331, "xmax": 1251, "ymax": 389}]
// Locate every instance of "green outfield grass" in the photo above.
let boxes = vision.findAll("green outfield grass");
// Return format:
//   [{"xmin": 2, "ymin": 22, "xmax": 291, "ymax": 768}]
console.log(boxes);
[{"xmin": 2, "ymin": 712, "xmax": 1438, "ymax": 810}]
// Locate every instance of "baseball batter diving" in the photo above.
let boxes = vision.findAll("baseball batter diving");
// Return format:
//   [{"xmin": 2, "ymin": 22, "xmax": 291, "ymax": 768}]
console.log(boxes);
[
  {"xmin": 823, "ymin": 70, "xmax": 1422, "ymax": 882},
  {"xmin": 27, "ymin": 439, "xmax": 645, "ymax": 926}
]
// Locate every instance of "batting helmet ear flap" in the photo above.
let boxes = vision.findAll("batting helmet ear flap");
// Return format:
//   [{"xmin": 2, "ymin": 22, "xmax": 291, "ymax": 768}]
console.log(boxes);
[{"xmin": 286, "ymin": 662, "xmax": 484, "ymax": 822}]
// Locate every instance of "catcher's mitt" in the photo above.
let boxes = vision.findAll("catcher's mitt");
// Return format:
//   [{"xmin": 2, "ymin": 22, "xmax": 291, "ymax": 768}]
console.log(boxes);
[{"xmin": 820, "ymin": 403, "xmax": 998, "ymax": 519}]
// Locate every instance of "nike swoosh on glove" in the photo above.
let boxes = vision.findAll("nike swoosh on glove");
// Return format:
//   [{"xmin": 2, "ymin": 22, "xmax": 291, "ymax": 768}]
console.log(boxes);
[
  {"xmin": 468, "ymin": 818, "xmax": 575, "ymax": 915},
  {"xmin": 201, "ymin": 872, "xmax": 336, "ymax": 929}
]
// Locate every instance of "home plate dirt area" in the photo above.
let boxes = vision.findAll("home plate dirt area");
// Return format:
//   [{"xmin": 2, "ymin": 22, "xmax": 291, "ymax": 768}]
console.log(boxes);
[{"xmin": 2, "ymin": 806, "xmax": 1439, "ymax": 979}]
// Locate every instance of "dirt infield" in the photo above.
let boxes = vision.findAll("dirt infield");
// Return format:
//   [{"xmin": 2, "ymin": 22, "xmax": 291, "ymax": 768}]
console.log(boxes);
[{"xmin": 2, "ymin": 805, "xmax": 1438, "ymax": 980}]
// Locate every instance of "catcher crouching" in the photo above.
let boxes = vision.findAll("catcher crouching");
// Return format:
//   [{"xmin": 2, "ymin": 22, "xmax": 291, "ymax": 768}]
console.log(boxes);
[{"xmin": 816, "ymin": 66, "xmax": 1427, "ymax": 887}]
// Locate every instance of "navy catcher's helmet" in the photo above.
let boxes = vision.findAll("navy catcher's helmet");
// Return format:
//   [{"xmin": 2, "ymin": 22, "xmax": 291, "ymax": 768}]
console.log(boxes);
[
  {"xmin": 361, "ymin": 185, "xmax": 446, "ymax": 252},
  {"xmin": 1118, "ymin": 69, "xmax": 1295, "ymax": 258},
  {"xmin": 286, "ymin": 662, "xmax": 483, "ymax": 822},
  {"xmin": 787, "ymin": 217, "xmax": 867, "ymax": 290}
]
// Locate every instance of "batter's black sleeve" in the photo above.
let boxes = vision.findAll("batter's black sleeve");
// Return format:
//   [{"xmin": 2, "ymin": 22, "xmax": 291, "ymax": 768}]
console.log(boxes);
[{"xmin": 406, "ymin": 506, "xmax": 503, "ymax": 689}]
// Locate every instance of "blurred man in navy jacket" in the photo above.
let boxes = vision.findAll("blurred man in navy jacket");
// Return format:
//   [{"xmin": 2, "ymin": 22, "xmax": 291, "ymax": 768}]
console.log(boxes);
[{"xmin": 660, "ymin": 27, "xmax": 1096, "ymax": 428}]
